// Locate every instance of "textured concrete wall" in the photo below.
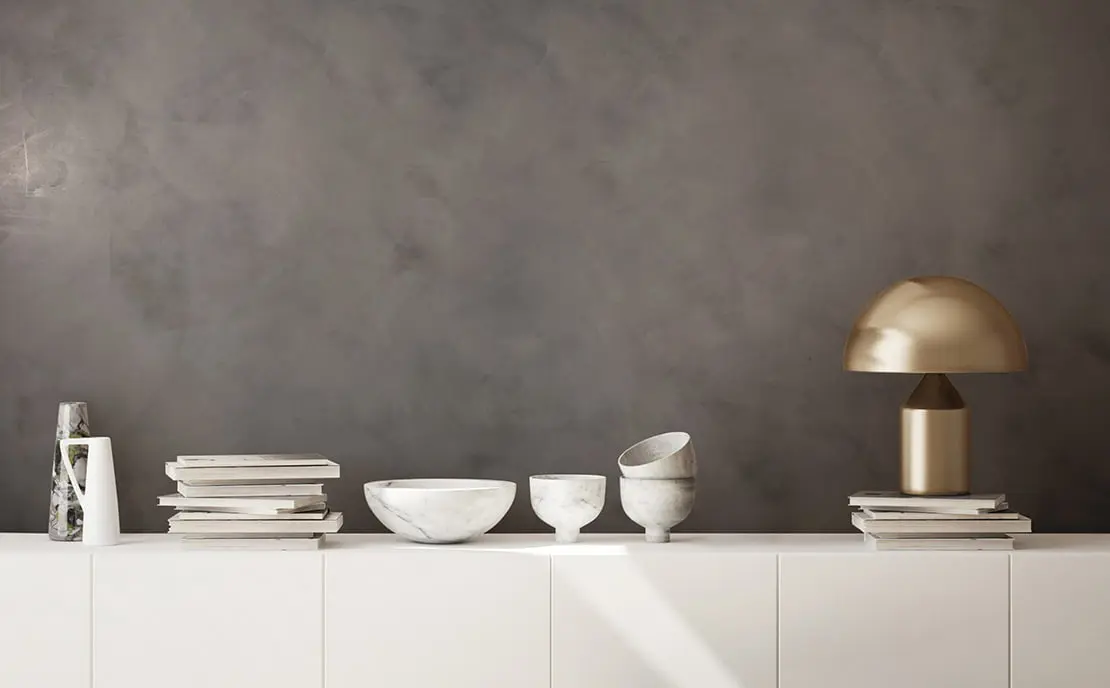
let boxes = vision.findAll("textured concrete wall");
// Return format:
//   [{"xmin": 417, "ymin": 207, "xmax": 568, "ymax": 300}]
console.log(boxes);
[{"xmin": 2, "ymin": 0, "xmax": 1109, "ymax": 533}]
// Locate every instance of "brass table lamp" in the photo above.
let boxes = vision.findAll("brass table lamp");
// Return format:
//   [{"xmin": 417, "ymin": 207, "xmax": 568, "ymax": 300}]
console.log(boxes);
[{"xmin": 844, "ymin": 276, "xmax": 1027, "ymax": 496}]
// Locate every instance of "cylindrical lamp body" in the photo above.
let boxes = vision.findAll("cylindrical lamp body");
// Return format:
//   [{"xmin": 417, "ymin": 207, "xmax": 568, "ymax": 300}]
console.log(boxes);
[{"xmin": 901, "ymin": 406, "xmax": 969, "ymax": 495}]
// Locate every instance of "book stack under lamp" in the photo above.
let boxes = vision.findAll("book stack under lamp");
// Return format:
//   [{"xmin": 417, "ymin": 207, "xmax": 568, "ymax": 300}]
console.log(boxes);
[{"xmin": 849, "ymin": 491, "xmax": 1032, "ymax": 551}]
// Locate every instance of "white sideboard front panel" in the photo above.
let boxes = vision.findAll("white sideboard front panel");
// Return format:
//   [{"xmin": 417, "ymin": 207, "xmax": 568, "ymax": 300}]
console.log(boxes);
[
  {"xmin": 1012, "ymin": 551, "xmax": 1110, "ymax": 687},
  {"xmin": 325, "ymin": 547, "xmax": 550, "ymax": 688},
  {"xmin": 779, "ymin": 552, "xmax": 1010, "ymax": 688},
  {"xmin": 93, "ymin": 548, "xmax": 323, "ymax": 688},
  {"xmin": 0, "ymin": 546, "xmax": 90, "ymax": 687},
  {"xmin": 552, "ymin": 550, "xmax": 777, "ymax": 688},
  {"xmin": 2, "ymin": 533, "xmax": 1109, "ymax": 688}
]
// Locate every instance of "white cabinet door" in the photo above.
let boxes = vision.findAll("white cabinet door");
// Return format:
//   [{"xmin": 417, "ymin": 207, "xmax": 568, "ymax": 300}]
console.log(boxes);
[
  {"xmin": 325, "ymin": 549, "xmax": 550, "ymax": 688},
  {"xmin": 94, "ymin": 548, "xmax": 323, "ymax": 688},
  {"xmin": 1012, "ymin": 553, "xmax": 1110, "ymax": 687},
  {"xmin": 552, "ymin": 552, "xmax": 777, "ymax": 688},
  {"xmin": 0, "ymin": 545, "xmax": 90, "ymax": 687},
  {"xmin": 779, "ymin": 553, "xmax": 1009, "ymax": 688}
]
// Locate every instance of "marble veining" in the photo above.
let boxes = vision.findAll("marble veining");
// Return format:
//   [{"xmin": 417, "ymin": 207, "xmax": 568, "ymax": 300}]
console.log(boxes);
[{"xmin": 363, "ymin": 479, "xmax": 516, "ymax": 544}]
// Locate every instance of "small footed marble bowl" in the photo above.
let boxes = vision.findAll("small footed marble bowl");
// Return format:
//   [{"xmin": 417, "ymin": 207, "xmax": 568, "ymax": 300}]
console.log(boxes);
[
  {"xmin": 618, "ymin": 432, "xmax": 696, "ymax": 479},
  {"xmin": 620, "ymin": 477, "xmax": 695, "ymax": 543},
  {"xmin": 364, "ymin": 479, "xmax": 516, "ymax": 544},
  {"xmin": 530, "ymin": 474, "xmax": 606, "ymax": 543}
]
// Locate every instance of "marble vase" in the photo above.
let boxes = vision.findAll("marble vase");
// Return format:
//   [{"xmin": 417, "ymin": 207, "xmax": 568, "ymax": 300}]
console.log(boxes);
[{"xmin": 48, "ymin": 402, "xmax": 90, "ymax": 541}]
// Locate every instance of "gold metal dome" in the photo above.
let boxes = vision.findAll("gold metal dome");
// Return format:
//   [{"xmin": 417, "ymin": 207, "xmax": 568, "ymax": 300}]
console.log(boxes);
[{"xmin": 844, "ymin": 276, "xmax": 1028, "ymax": 374}]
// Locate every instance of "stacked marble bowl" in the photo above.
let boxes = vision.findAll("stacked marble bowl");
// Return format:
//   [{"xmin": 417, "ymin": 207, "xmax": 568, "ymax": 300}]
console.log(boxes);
[{"xmin": 618, "ymin": 432, "xmax": 696, "ymax": 543}]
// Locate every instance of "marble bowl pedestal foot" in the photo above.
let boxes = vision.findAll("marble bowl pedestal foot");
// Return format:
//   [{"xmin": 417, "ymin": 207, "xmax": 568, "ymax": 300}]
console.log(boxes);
[
  {"xmin": 645, "ymin": 527, "xmax": 671, "ymax": 544},
  {"xmin": 555, "ymin": 527, "xmax": 581, "ymax": 544}
]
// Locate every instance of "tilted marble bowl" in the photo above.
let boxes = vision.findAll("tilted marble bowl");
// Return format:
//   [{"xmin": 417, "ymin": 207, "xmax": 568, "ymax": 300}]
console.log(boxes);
[
  {"xmin": 364, "ymin": 479, "xmax": 516, "ymax": 544},
  {"xmin": 618, "ymin": 431, "xmax": 697, "ymax": 479},
  {"xmin": 620, "ymin": 477, "xmax": 695, "ymax": 543},
  {"xmin": 529, "ymin": 474, "xmax": 606, "ymax": 543}
]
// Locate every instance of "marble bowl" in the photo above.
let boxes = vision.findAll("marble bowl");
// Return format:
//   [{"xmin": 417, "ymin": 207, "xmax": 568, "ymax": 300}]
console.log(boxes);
[
  {"xmin": 364, "ymin": 479, "xmax": 516, "ymax": 544},
  {"xmin": 529, "ymin": 474, "xmax": 606, "ymax": 543},
  {"xmin": 620, "ymin": 477, "xmax": 695, "ymax": 543},
  {"xmin": 618, "ymin": 432, "xmax": 697, "ymax": 479}
]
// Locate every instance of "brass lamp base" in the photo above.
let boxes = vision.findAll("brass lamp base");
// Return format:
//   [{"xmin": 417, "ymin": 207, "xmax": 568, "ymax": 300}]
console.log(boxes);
[{"xmin": 900, "ymin": 374, "xmax": 969, "ymax": 496}]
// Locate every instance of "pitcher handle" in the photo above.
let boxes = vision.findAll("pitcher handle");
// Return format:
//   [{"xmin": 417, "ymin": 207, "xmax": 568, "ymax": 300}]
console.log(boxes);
[{"xmin": 58, "ymin": 438, "xmax": 89, "ymax": 509}]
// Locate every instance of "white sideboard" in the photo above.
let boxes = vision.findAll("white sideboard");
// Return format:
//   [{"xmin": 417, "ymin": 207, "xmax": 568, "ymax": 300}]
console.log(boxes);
[{"xmin": 1, "ymin": 533, "xmax": 1107, "ymax": 688}]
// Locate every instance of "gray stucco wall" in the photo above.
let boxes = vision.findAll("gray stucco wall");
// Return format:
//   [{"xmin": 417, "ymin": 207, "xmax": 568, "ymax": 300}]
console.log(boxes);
[{"xmin": 2, "ymin": 0, "xmax": 1109, "ymax": 533}]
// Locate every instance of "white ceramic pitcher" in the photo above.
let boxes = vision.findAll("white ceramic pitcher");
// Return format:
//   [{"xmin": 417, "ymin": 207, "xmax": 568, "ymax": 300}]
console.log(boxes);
[{"xmin": 58, "ymin": 436, "xmax": 120, "ymax": 546}]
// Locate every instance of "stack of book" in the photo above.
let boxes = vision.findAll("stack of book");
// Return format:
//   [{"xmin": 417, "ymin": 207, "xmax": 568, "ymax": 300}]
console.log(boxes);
[
  {"xmin": 849, "ymin": 491, "xmax": 1032, "ymax": 551},
  {"xmin": 158, "ymin": 454, "xmax": 343, "ymax": 550}
]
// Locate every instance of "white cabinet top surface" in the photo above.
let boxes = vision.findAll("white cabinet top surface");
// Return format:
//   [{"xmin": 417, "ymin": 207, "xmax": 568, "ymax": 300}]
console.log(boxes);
[{"xmin": 1, "ymin": 532, "xmax": 1108, "ymax": 554}]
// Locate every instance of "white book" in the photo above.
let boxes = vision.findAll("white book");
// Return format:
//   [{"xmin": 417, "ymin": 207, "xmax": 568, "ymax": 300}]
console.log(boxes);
[
  {"xmin": 169, "ymin": 512, "xmax": 342, "ymax": 535},
  {"xmin": 863, "ymin": 507, "xmax": 1020, "ymax": 520},
  {"xmin": 165, "ymin": 461, "xmax": 340, "ymax": 485},
  {"xmin": 175, "ymin": 454, "xmax": 330, "ymax": 467},
  {"xmin": 853, "ymin": 511, "xmax": 1031, "ymax": 535},
  {"xmin": 866, "ymin": 534, "xmax": 1014, "ymax": 551},
  {"xmin": 172, "ymin": 509, "xmax": 329, "ymax": 521},
  {"xmin": 861, "ymin": 501, "xmax": 1012, "ymax": 512},
  {"xmin": 849, "ymin": 491, "xmax": 1005, "ymax": 511},
  {"xmin": 183, "ymin": 532, "xmax": 318, "ymax": 539},
  {"xmin": 182, "ymin": 535, "xmax": 325, "ymax": 550},
  {"xmin": 177, "ymin": 483, "xmax": 324, "ymax": 498},
  {"xmin": 177, "ymin": 504, "xmax": 326, "ymax": 515},
  {"xmin": 158, "ymin": 494, "xmax": 327, "ymax": 514}
]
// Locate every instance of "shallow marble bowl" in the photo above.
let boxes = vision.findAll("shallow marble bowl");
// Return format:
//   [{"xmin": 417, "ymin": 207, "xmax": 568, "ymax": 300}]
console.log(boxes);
[
  {"xmin": 530, "ymin": 474, "xmax": 606, "ymax": 543},
  {"xmin": 364, "ymin": 479, "xmax": 516, "ymax": 544},
  {"xmin": 618, "ymin": 431, "xmax": 696, "ymax": 479},
  {"xmin": 620, "ymin": 477, "xmax": 695, "ymax": 543}
]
